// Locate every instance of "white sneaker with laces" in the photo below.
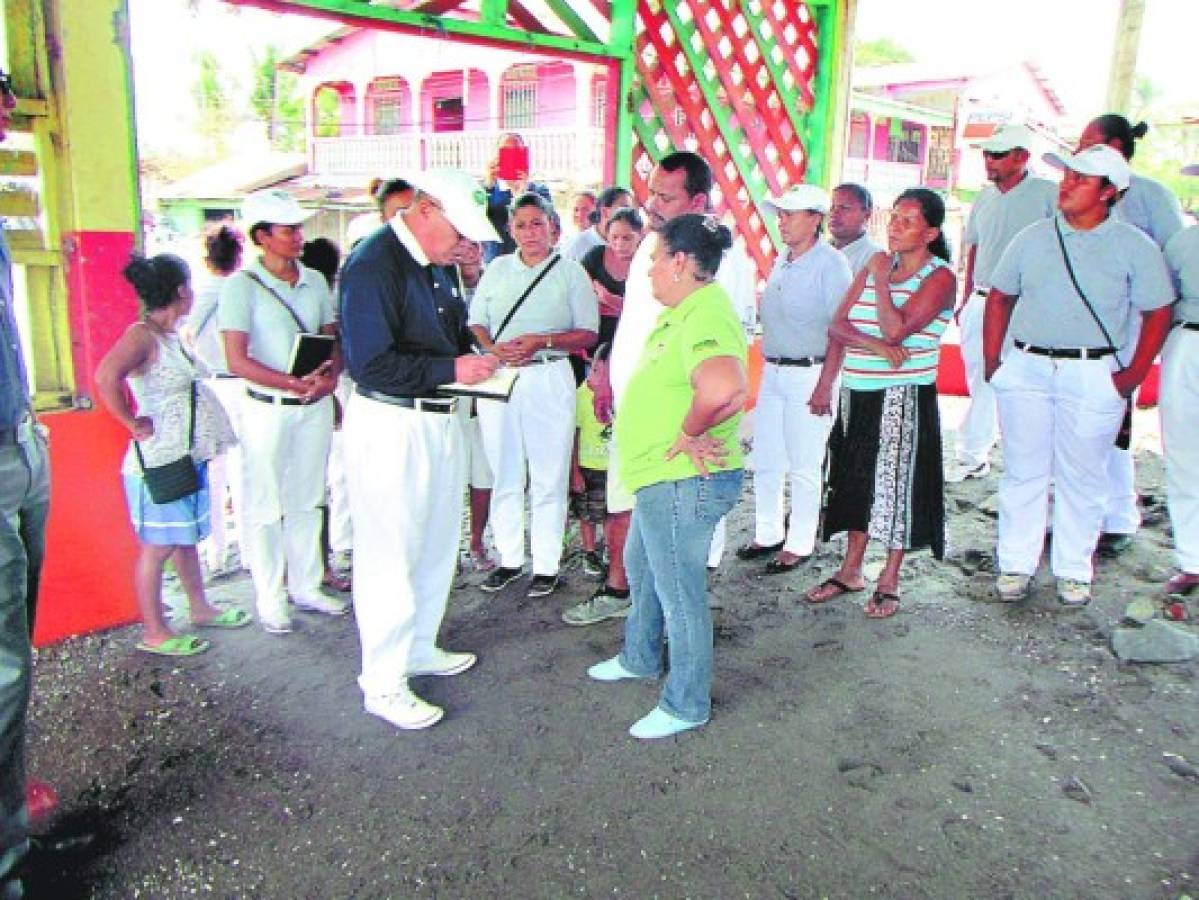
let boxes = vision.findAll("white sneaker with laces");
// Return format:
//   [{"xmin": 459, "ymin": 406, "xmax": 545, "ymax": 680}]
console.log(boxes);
[
  {"xmin": 292, "ymin": 593, "xmax": 350, "ymax": 616},
  {"xmin": 408, "ymin": 650, "xmax": 477, "ymax": 677},
  {"xmin": 364, "ymin": 687, "xmax": 444, "ymax": 730},
  {"xmin": 260, "ymin": 613, "xmax": 294, "ymax": 635}
]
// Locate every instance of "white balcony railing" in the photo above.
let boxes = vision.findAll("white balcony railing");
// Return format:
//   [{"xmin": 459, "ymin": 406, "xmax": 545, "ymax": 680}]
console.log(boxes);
[{"xmin": 312, "ymin": 127, "xmax": 606, "ymax": 184}]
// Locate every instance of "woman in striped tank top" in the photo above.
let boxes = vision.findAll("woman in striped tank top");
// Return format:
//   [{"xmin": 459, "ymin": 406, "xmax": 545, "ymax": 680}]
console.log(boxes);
[{"xmin": 804, "ymin": 188, "xmax": 956, "ymax": 617}]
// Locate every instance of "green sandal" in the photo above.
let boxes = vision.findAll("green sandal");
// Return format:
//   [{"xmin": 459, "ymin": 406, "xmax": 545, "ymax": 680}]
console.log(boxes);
[
  {"xmin": 135, "ymin": 635, "xmax": 210, "ymax": 657},
  {"xmin": 195, "ymin": 608, "xmax": 252, "ymax": 629}
]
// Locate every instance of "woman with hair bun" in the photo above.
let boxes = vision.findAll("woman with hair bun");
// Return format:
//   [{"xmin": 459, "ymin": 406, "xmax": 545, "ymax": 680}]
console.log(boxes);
[
  {"xmin": 95, "ymin": 254, "xmax": 244, "ymax": 656},
  {"xmin": 1079, "ymin": 114, "xmax": 1185, "ymax": 251},
  {"xmin": 587, "ymin": 213, "xmax": 747, "ymax": 740},
  {"xmin": 803, "ymin": 188, "xmax": 957, "ymax": 618}
]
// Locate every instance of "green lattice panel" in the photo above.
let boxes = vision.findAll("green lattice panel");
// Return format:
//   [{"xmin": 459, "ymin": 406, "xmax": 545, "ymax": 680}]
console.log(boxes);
[{"xmin": 630, "ymin": 0, "xmax": 821, "ymax": 286}]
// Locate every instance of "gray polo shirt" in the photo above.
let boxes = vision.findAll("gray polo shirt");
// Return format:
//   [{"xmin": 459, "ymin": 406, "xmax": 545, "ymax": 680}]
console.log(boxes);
[
  {"xmin": 218, "ymin": 259, "xmax": 335, "ymax": 374},
  {"xmin": 837, "ymin": 232, "xmax": 884, "ymax": 275},
  {"xmin": 760, "ymin": 240, "xmax": 852, "ymax": 359},
  {"xmin": 469, "ymin": 251, "xmax": 599, "ymax": 340},
  {"xmin": 991, "ymin": 213, "xmax": 1173, "ymax": 350},
  {"xmin": 1116, "ymin": 174, "xmax": 1185, "ymax": 250},
  {"xmin": 1165, "ymin": 225, "xmax": 1199, "ymax": 325},
  {"xmin": 965, "ymin": 173, "xmax": 1057, "ymax": 291}
]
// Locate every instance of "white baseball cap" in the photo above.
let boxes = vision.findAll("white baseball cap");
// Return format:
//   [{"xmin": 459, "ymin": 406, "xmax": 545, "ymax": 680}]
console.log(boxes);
[
  {"xmin": 1043, "ymin": 144, "xmax": 1131, "ymax": 192},
  {"xmin": 345, "ymin": 212, "xmax": 381, "ymax": 249},
  {"xmin": 405, "ymin": 169, "xmax": 499, "ymax": 243},
  {"xmin": 763, "ymin": 184, "xmax": 831, "ymax": 216},
  {"xmin": 981, "ymin": 123, "xmax": 1034, "ymax": 153},
  {"xmin": 241, "ymin": 188, "xmax": 312, "ymax": 227}
]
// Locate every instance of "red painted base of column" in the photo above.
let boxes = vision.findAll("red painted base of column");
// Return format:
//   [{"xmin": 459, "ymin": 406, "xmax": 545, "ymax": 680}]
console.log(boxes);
[
  {"xmin": 34, "ymin": 409, "xmax": 140, "ymax": 646},
  {"xmin": 63, "ymin": 230, "xmax": 139, "ymax": 403}
]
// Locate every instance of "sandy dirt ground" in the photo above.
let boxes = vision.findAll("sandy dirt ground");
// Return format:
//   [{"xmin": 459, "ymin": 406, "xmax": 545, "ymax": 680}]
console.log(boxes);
[{"xmin": 21, "ymin": 401, "xmax": 1198, "ymax": 899}]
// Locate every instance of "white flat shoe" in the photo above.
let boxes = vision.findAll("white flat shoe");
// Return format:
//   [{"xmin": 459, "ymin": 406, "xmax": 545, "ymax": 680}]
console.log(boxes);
[{"xmin": 629, "ymin": 707, "xmax": 707, "ymax": 740}]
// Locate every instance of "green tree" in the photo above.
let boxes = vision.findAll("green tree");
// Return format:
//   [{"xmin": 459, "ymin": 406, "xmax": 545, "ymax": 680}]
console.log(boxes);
[
  {"xmin": 854, "ymin": 38, "xmax": 915, "ymax": 68},
  {"xmin": 314, "ymin": 85, "xmax": 342, "ymax": 139},
  {"xmin": 192, "ymin": 50, "xmax": 234, "ymax": 157},
  {"xmin": 249, "ymin": 45, "xmax": 305, "ymax": 151}
]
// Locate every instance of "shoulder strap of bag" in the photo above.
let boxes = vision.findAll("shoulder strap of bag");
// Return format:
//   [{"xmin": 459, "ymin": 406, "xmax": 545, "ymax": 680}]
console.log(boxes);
[
  {"xmin": 1053, "ymin": 218, "xmax": 1125, "ymax": 369},
  {"xmin": 243, "ymin": 270, "xmax": 311, "ymax": 334},
  {"xmin": 133, "ymin": 380, "xmax": 196, "ymax": 473},
  {"xmin": 492, "ymin": 254, "xmax": 561, "ymax": 342}
]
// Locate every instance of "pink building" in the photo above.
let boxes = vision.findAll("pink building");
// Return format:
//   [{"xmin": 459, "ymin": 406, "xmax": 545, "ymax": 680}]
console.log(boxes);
[
  {"xmin": 846, "ymin": 60, "xmax": 1068, "ymax": 199},
  {"xmin": 280, "ymin": 26, "xmax": 608, "ymax": 185}
]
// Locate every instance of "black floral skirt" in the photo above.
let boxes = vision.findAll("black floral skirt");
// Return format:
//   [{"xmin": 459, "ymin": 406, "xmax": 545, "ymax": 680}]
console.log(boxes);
[{"xmin": 822, "ymin": 383, "xmax": 945, "ymax": 558}]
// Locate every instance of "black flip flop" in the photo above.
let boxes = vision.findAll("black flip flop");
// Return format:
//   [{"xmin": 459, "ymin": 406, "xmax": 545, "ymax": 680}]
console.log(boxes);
[
  {"xmin": 765, "ymin": 555, "xmax": 810, "ymax": 575},
  {"xmin": 804, "ymin": 576, "xmax": 864, "ymax": 604},
  {"xmin": 865, "ymin": 590, "xmax": 901, "ymax": 618}
]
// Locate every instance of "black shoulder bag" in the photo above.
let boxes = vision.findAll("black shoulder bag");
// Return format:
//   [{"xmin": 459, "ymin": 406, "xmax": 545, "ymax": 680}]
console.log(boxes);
[
  {"xmin": 1053, "ymin": 219, "xmax": 1132, "ymax": 450},
  {"xmin": 135, "ymin": 380, "xmax": 200, "ymax": 504},
  {"xmin": 243, "ymin": 270, "xmax": 313, "ymax": 333}
]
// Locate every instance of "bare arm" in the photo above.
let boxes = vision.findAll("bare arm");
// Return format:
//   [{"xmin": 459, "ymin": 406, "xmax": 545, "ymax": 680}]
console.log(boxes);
[
  {"xmin": 223, "ymin": 330, "xmax": 307, "ymax": 396},
  {"xmin": 825, "ymin": 266, "xmax": 909, "ymax": 368},
  {"xmin": 982, "ymin": 288, "xmax": 1018, "ymax": 380},
  {"xmin": 1112, "ymin": 306, "xmax": 1173, "ymax": 397},
  {"xmin": 874, "ymin": 264, "xmax": 956, "ymax": 344},
  {"xmin": 666, "ymin": 355, "xmax": 748, "ymax": 476},
  {"xmin": 954, "ymin": 244, "xmax": 978, "ymax": 323},
  {"xmin": 94, "ymin": 325, "xmax": 156, "ymax": 439}
]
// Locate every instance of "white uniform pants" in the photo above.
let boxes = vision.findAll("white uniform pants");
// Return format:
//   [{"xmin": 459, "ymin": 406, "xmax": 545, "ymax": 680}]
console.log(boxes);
[
  {"xmin": 326, "ymin": 376, "xmax": 354, "ymax": 555},
  {"xmin": 1161, "ymin": 327, "xmax": 1199, "ymax": 573},
  {"xmin": 201, "ymin": 377, "xmax": 245, "ymax": 569},
  {"xmin": 238, "ymin": 393, "xmax": 332, "ymax": 619},
  {"xmin": 1101, "ymin": 316, "xmax": 1142, "ymax": 535},
  {"xmin": 478, "ymin": 359, "xmax": 575, "ymax": 575},
  {"xmin": 992, "ymin": 349, "xmax": 1126, "ymax": 582},
  {"xmin": 751, "ymin": 363, "xmax": 836, "ymax": 556},
  {"xmin": 956, "ymin": 292, "xmax": 998, "ymax": 467},
  {"xmin": 345, "ymin": 393, "xmax": 466, "ymax": 697}
]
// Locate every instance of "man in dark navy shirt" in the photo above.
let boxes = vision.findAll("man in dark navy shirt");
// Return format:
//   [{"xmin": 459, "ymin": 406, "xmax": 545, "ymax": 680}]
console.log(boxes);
[
  {"xmin": 0, "ymin": 67, "xmax": 52, "ymax": 899},
  {"xmin": 339, "ymin": 169, "xmax": 499, "ymax": 731}
]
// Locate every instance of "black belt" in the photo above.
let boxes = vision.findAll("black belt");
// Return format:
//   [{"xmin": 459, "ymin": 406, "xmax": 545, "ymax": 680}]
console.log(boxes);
[
  {"xmin": 765, "ymin": 355, "xmax": 825, "ymax": 367},
  {"xmin": 1015, "ymin": 340, "xmax": 1114, "ymax": 360},
  {"xmin": 356, "ymin": 386, "xmax": 457, "ymax": 414},
  {"xmin": 974, "ymin": 288, "xmax": 988, "ymax": 296},
  {"xmin": 1179, "ymin": 322, "xmax": 1199, "ymax": 332},
  {"xmin": 526, "ymin": 354, "xmax": 569, "ymax": 365},
  {"xmin": 246, "ymin": 387, "xmax": 304, "ymax": 406},
  {"xmin": 213, "ymin": 373, "xmax": 240, "ymax": 380}
]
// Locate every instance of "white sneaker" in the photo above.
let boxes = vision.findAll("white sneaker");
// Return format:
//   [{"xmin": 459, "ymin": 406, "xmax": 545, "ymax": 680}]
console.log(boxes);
[
  {"xmin": 587, "ymin": 655, "xmax": 648, "ymax": 682},
  {"xmin": 995, "ymin": 573, "xmax": 1031, "ymax": 603},
  {"xmin": 292, "ymin": 593, "xmax": 350, "ymax": 616},
  {"xmin": 364, "ymin": 688, "xmax": 444, "ymax": 730},
  {"xmin": 946, "ymin": 460, "xmax": 991, "ymax": 484},
  {"xmin": 408, "ymin": 650, "xmax": 477, "ymax": 677},
  {"xmin": 1056, "ymin": 578, "xmax": 1092, "ymax": 607},
  {"xmin": 260, "ymin": 613, "xmax": 294, "ymax": 635}
]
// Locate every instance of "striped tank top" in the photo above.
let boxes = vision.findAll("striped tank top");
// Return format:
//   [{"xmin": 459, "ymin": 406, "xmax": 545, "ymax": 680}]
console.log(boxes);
[{"xmin": 843, "ymin": 257, "xmax": 951, "ymax": 390}]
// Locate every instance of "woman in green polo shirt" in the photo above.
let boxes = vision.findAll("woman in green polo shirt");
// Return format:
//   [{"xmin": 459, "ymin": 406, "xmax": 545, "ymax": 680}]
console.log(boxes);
[{"xmin": 587, "ymin": 214, "xmax": 748, "ymax": 740}]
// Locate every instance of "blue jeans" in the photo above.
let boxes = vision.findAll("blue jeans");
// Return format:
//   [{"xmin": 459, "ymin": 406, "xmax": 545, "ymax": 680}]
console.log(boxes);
[
  {"xmin": 0, "ymin": 425, "xmax": 50, "ymax": 898},
  {"xmin": 619, "ymin": 469, "xmax": 743, "ymax": 723}
]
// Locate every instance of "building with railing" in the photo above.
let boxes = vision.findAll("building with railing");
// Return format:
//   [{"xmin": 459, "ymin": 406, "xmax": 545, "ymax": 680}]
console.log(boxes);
[{"xmin": 280, "ymin": 26, "xmax": 608, "ymax": 188}]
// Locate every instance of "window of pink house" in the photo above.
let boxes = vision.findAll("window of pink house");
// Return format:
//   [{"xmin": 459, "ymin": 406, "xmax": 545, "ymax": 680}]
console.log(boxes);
[
  {"xmin": 369, "ymin": 76, "xmax": 410, "ymax": 135},
  {"xmin": 887, "ymin": 121, "xmax": 922, "ymax": 164},
  {"xmin": 502, "ymin": 65, "xmax": 537, "ymax": 130},
  {"xmin": 592, "ymin": 74, "xmax": 607, "ymax": 129}
]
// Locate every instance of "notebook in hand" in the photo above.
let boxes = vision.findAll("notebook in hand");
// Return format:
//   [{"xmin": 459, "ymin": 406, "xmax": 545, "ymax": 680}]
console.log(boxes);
[
  {"xmin": 288, "ymin": 333, "xmax": 336, "ymax": 377},
  {"xmin": 437, "ymin": 366, "xmax": 519, "ymax": 401}
]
